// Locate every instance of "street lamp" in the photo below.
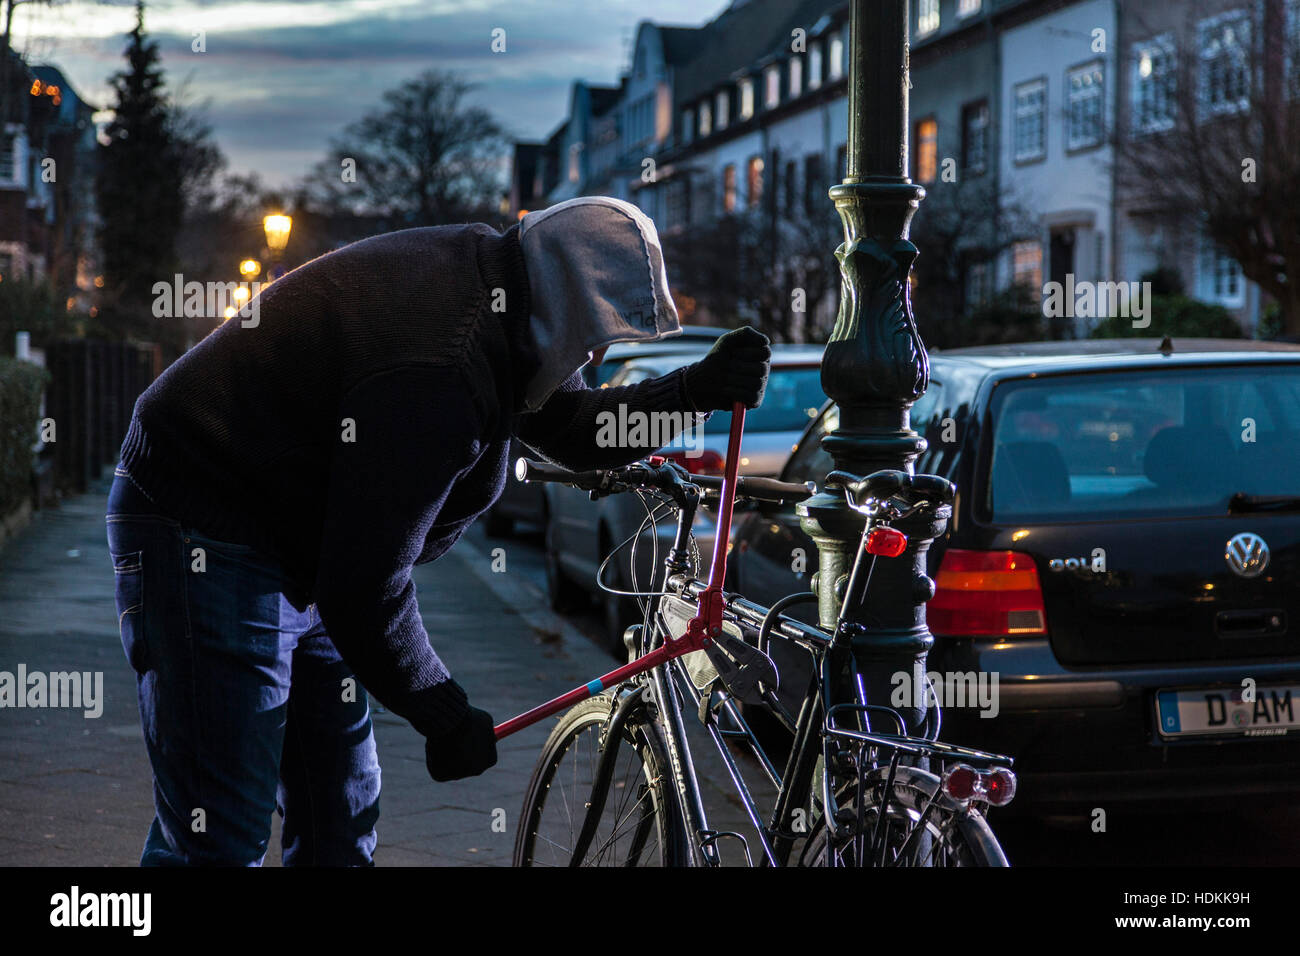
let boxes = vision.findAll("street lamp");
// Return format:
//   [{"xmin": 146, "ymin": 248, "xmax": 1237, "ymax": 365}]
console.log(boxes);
[
  {"xmin": 797, "ymin": 0, "xmax": 944, "ymax": 735},
  {"xmin": 263, "ymin": 214, "xmax": 292, "ymax": 282},
  {"xmin": 239, "ymin": 258, "xmax": 261, "ymax": 280}
]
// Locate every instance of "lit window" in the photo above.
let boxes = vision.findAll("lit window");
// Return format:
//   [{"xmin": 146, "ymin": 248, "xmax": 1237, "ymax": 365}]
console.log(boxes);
[
  {"xmin": 1198, "ymin": 11, "xmax": 1250, "ymax": 115},
  {"xmin": 716, "ymin": 89, "xmax": 731, "ymax": 129},
  {"xmin": 747, "ymin": 156, "xmax": 764, "ymax": 207},
  {"xmin": 699, "ymin": 101, "xmax": 712, "ymax": 137},
  {"xmin": 918, "ymin": 0, "xmax": 940, "ymax": 37},
  {"xmin": 1066, "ymin": 61, "xmax": 1104, "ymax": 150},
  {"xmin": 958, "ymin": 0, "xmax": 982, "ymax": 17},
  {"xmin": 1013, "ymin": 78, "xmax": 1047, "ymax": 162},
  {"xmin": 1132, "ymin": 35, "xmax": 1176, "ymax": 133},
  {"xmin": 739, "ymin": 77, "xmax": 755, "ymax": 119},
  {"xmin": 962, "ymin": 100, "xmax": 989, "ymax": 174},
  {"xmin": 789, "ymin": 56, "xmax": 803, "ymax": 98},
  {"xmin": 1198, "ymin": 232, "xmax": 1244, "ymax": 306},
  {"xmin": 914, "ymin": 117, "xmax": 938, "ymax": 184},
  {"xmin": 723, "ymin": 164, "xmax": 737, "ymax": 213},
  {"xmin": 809, "ymin": 43, "xmax": 823, "ymax": 90},
  {"xmin": 764, "ymin": 65, "xmax": 781, "ymax": 109},
  {"xmin": 1012, "ymin": 241, "xmax": 1043, "ymax": 292},
  {"xmin": 828, "ymin": 30, "xmax": 845, "ymax": 81}
]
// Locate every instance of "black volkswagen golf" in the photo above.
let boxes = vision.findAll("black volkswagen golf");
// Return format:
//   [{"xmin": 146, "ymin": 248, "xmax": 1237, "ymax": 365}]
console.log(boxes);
[{"xmin": 730, "ymin": 339, "xmax": 1300, "ymax": 811}]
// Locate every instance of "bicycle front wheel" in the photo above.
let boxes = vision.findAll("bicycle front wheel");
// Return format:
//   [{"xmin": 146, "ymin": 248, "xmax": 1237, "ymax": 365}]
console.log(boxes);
[
  {"xmin": 802, "ymin": 764, "xmax": 1009, "ymax": 867},
  {"xmin": 514, "ymin": 693, "xmax": 692, "ymax": 867}
]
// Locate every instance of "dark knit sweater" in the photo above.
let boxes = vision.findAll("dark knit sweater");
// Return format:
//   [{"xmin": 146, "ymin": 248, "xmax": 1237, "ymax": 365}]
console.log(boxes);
[{"xmin": 118, "ymin": 222, "xmax": 696, "ymax": 738}]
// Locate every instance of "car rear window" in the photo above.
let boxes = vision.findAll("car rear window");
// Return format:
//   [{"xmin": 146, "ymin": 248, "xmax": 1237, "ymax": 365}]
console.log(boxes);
[
  {"xmin": 985, "ymin": 364, "xmax": 1300, "ymax": 521},
  {"xmin": 704, "ymin": 366, "xmax": 825, "ymax": 434}
]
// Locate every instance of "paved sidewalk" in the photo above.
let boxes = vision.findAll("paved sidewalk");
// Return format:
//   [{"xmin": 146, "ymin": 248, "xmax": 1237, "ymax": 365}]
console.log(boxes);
[{"xmin": 0, "ymin": 479, "xmax": 646, "ymax": 866}]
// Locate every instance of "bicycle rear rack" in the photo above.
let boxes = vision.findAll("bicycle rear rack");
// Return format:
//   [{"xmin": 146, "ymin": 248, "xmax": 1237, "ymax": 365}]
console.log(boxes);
[{"xmin": 824, "ymin": 703, "xmax": 1014, "ymax": 770}]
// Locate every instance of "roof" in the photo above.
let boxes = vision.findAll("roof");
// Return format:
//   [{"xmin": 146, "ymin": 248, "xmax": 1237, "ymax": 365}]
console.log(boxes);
[
  {"xmin": 658, "ymin": 25, "xmax": 709, "ymax": 65},
  {"xmin": 671, "ymin": 0, "xmax": 836, "ymax": 106},
  {"xmin": 932, "ymin": 338, "xmax": 1300, "ymax": 376},
  {"xmin": 587, "ymin": 84, "xmax": 622, "ymax": 117}
]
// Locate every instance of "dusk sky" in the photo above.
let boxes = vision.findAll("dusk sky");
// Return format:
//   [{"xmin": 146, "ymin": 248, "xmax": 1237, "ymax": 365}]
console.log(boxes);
[{"xmin": 17, "ymin": 0, "xmax": 727, "ymax": 188}]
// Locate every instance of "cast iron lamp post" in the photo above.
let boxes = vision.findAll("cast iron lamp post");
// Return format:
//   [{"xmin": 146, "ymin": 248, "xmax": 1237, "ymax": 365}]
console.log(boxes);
[{"xmin": 797, "ymin": 0, "xmax": 946, "ymax": 735}]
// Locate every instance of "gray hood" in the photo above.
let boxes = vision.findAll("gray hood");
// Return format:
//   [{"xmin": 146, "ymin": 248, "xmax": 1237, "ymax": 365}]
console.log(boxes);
[{"xmin": 518, "ymin": 196, "xmax": 681, "ymax": 410}]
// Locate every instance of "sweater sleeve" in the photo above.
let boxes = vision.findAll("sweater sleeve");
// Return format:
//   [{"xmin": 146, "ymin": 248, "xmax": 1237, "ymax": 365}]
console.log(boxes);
[
  {"xmin": 514, "ymin": 366, "xmax": 709, "ymax": 471},
  {"xmin": 312, "ymin": 365, "xmax": 483, "ymax": 739}
]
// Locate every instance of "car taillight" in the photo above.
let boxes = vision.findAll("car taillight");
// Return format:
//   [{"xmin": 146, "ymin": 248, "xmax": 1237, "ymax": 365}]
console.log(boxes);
[
  {"xmin": 663, "ymin": 449, "xmax": 725, "ymax": 476},
  {"xmin": 928, "ymin": 549, "xmax": 1046, "ymax": 637}
]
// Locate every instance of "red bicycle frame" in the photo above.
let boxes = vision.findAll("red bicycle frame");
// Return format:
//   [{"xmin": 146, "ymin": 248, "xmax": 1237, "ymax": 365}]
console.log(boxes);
[{"xmin": 494, "ymin": 402, "xmax": 747, "ymax": 740}]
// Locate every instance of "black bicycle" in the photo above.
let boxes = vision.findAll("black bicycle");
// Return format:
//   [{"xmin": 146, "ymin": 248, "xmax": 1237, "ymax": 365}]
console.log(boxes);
[{"xmin": 507, "ymin": 449, "xmax": 1015, "ymax": 867}]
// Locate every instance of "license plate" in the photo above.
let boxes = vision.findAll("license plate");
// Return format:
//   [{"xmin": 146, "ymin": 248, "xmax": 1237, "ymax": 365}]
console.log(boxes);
[{"xmin": 1156, "ymin": 685, "xmax": 1300, "ymax": 738}]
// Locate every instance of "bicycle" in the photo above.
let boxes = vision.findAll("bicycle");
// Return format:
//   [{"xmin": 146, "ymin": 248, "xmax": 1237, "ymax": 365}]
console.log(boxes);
[{"xmin": 500, "ymin": 407, "xmax": 1016, "ymax": 867}]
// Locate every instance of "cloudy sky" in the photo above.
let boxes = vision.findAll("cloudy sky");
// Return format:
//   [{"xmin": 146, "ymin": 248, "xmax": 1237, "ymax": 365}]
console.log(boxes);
[{"xmin": 18, "ymin": 0, "xmax": 725, "ymax": 187}]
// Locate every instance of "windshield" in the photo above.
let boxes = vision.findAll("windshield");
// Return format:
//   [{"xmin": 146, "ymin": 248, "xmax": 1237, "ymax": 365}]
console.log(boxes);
[
  {"xmin": 704, "ymin": 366, "xmax": 825, "ymax": 434},
  {"xmin": 985, "ymin": 364, "xmax": 1300, "ymax": 522}
]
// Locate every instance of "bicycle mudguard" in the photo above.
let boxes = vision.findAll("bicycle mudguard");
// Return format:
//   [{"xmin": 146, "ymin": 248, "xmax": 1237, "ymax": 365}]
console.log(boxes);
[{"xmin": 660, "ymin": 594, "xmax": 779, "ymax": 704}]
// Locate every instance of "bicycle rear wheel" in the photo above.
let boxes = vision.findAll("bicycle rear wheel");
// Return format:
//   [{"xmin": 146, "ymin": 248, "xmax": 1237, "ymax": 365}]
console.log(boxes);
[
  {"xmin": 514, "ymin": 693, "xmax": 692, "ymax": 867},
  {"xmin": 802, "ymin": 764, "xmax": 1008, "ymax": 867}
]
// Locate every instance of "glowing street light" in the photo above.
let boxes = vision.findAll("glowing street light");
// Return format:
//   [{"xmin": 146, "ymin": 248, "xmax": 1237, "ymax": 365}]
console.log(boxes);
[
  {"xmin": 263, "ymin": 214, "xmax": 292, "ymax": 253},
  {"xmin": 239, "ymin": 258, "xmax": 261, "ymax": 279}
]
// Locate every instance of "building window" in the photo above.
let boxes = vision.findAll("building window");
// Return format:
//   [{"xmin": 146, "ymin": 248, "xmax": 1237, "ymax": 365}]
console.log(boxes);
[
  {"xmin": 723, "ymin": 164, "xmax": 737, "ymax": 213},
  {"xmin": 914, "ymin": 117, "xmax": 938, "ymax": 184},
  {"xmin": 0, "ymin": 130, "xmax": 16, "ymax": 182},
  {"xmin": 803, "ymin": 153, "xmax": 825, "ymax": 216},
  {"xmin": 567, "ymin": 143, "xmax": 582, "ymax": 183},
  {"xmin": 829, "ymin": 30, "xmax": 845, "ymax": 81},
  {"xmin": 1066, "ymin": 61, "xmax": 1104, "ymax": 150},
  {"xmin": 1012, "ymin": 240, "xmax": 1043, "ymax": 292},
  {"xmin": 965, "ymin": 261, "xmax": 990, "ymax": 310},
  {"xmin": 666, "ymin": 178, "xmax": 691, "ymax": 228},
  {"xmin": 961, "ymin": 100, "xmax": 989, "ymax": 174},
  {"xmin": 1013, "ymin": 78, "xmax": 1047, "ymax": 163},
  {"xmin": 764, "ymin": 65, "xmax": 781, "ymax": 108},
  {"xmin": 1198, "ymin": 232, "xmax": 1244, "ymax": 306},
  {"xmin": 699, "ymin": 101, "xmax": 713, "ymax": 137},
  {"xmin": 747, "ymin": 156, "xmax": 764, "ymax": 207},
  {"xmin": 1199, "ymin": 11, "xmax": 1251, "ymax": 115},
  {"xmin": 918, "ymin": 0, "xmax": 940, "ymax": 37},
  {"xmin": 958, "ymin": 0, "xmax": 982, "ymax": 18},
  {"xmin": 784, "ymin": 159, "xmax": 798, "ymax": 215},
  {"xmin": 681, "ymin": 108, "xmax": 694, "ymax": 145},
  {"xmin": 809, "ymin": 42, "xmax": 823, "ymax": 90},
  {"xmin": 789, "ymin": 56, "xmax": 803, "ymax": 98},
  {"xmin": 735, "ymin": 78, "xmax": 751, "ymax": 120},
  {"xmin": 1132, "ymin": 35, "xmax": 1176, "ymax": 133}
]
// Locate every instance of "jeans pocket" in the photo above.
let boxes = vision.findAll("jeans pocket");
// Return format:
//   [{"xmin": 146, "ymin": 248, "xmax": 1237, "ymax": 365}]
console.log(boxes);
[{"xmin": 112, "ymin": 550, "xmax": 147, "ymax": 672}]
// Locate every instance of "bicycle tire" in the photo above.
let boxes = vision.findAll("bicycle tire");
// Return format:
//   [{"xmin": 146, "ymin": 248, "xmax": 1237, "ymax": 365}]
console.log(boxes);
[
  {"xmin": 802, "ymin": 764, "xmax": 1009, "ymax": 867},
  {"xmin": 514, "ymin": 693, "xmax": 693, "ymax": 867}
]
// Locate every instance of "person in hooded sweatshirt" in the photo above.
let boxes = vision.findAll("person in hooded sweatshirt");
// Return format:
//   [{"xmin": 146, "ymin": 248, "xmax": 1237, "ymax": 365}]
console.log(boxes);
[{"xmin": 104, "ymin": 196, "xmax": 771, "ymax": 866}]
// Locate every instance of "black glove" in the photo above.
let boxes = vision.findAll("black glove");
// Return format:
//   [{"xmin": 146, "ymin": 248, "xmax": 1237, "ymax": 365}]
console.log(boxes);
[
  {"xmin": 681, "ymin": 326, "xmax": 771, "ymax": 412},
  {"xmin": 425, "ymin": 706, "xmax": 498, "ymax": 782}
]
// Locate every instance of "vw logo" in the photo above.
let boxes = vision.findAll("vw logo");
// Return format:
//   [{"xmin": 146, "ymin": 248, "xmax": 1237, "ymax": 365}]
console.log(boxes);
[{"xmin": 1225, "ymin": 533, "xmax": 1269, "ymax": 578}]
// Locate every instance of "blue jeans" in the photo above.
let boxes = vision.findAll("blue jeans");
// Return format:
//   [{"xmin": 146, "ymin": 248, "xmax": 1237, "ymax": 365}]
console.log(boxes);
[{"xmin": 106, "ymin": 470, "xmax": 380, "ymax": 866}]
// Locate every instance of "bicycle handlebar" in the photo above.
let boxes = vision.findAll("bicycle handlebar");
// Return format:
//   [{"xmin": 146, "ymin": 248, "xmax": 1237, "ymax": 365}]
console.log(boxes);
[{"xmin": 513, "ymin": 456, "xmax": 814, "ymax": 505}]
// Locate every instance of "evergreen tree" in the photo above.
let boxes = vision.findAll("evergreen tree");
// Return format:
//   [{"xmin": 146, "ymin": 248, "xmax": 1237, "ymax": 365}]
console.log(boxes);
[{"xmin": 95, "ymin": 1, "xmax": 182, "ymax": 351}]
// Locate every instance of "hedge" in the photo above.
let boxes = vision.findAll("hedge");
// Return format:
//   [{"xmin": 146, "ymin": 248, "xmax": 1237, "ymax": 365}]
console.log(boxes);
[{"xmin": 0, "ymin": 358, "xmax": 49, "ymax": 517}]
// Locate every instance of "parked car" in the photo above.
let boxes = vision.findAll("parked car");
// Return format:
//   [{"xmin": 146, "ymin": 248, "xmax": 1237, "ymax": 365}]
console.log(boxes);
[
  {"xmin": 484, "ymin": 326, "xmax": 727, "ymax": 536},
  {"xmin": 543, "ymin": 345, "xmax": 826, "ymax": 648},
  {"xmin": 730, "ymin": 338, "xmax": 1300, "ymax": 812}
]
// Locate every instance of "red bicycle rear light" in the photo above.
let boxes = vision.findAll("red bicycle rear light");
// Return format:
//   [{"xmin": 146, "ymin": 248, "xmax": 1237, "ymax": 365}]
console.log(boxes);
[
  {"xmin": 865, "ymin": 526, "xmax": 908, "ymax": 557},
  {"xmin": 663, "ymin": 449, "xmax": 725, "ymax": 477},
  {"xmin": 983, "ymin": 768, "xmax": 1017, "ymax": 807},
  {"xmin": 928, "ymin": 549, "xmax": 1046, "ymax": 637},
  {"xmin": 943, "ymin": 764, "xmax": 979, "ymax": 802}
]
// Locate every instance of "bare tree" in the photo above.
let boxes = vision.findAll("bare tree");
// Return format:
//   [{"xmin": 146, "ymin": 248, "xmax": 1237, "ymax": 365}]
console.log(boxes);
[
  {"xmin": 1113, "ymin": 0, "xmax": 1299, "ymax": 335},
  {"xmin": 302, "ymin": 70, "xmax": 507, "ymax": 231}
]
